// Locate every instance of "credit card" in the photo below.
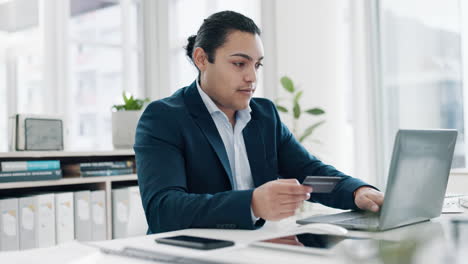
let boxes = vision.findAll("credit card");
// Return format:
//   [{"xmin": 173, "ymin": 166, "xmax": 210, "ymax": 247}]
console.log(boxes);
[{"xmin": 302, "ymin": 176, "xmax": 341, "ymax": 193}]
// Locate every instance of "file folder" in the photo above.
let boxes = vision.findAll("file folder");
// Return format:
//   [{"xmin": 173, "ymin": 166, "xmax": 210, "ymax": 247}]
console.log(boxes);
[
  {"xmin": 74, "ymin": 191, "xmax": 92, "ymax": 241},
  {"xmin": 0, "ymin": 197, "xmax": 19, "ymax": 251},
  {"xmin": 19, "ymin": 196, "xmax": 36, "ymax": 250},
  {"xmin": 35, "ymin": 193, "xmax": 56, "ymax": 248},
  {"xmin": 55, "ymin": 192, "xmax": 75, "ymax": 244},
  {"xmin": 91, "ymin": 190, "xmax": 107, "ymax": 241},
  {"xmin": 112, "ymin": 188, "xmax": 129, "ymax": 239}
]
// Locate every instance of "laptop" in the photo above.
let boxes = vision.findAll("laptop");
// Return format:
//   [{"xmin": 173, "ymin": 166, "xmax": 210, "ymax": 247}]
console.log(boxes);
[{"xmin": 297, "ymin": 129, "xmax": 458, "ymax": 231}]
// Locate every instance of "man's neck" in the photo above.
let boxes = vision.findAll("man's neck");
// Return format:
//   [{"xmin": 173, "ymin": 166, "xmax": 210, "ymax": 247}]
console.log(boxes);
[{"xmin": 199, "ymin": 79, "xmax": 237, "ymax": 127}]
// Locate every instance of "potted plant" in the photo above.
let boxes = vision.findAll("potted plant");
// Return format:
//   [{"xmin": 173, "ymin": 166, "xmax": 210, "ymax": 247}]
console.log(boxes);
[
  {"xmin": 275, "ymin": 76, "xmax": 326, "ymax": 214},
  {"xmin": 275, "ymin": 76, "xmax": 326, "ymax": 143},
  {"xmin": 111, "ymin": 92, "xmax": 150, "ymax": 149}
]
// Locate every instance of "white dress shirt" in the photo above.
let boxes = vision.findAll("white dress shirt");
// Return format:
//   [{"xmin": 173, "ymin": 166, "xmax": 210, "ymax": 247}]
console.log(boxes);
[{"xmin": 196, "ymin": 79, "xmax": 258, "ymax": 221}]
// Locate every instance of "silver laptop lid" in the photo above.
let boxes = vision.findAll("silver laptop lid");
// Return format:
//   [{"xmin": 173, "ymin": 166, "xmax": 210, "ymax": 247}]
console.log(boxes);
[{"xmin": 379, "ymin": 129, "xmax": 457, "ymax": 230}]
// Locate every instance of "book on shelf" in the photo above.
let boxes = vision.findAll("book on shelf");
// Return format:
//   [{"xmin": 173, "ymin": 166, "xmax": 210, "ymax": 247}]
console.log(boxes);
[
  {"xmin": 80, "ymin": 161, "xmax": 134, "ymax": 171},
  {"xmin": 0, "ymin": 160, "xmax": 60, "ymax": 172},
  {"xmin": 81, "ymin": 168, "xmax": 134, "ymax": 177},
  {"xmin": 0, "ymin": 170, "xmax": 62, "ymax": 183},
  {"xmin": 62, "ymin": 160, "xmax": 135, "ymax": 177}
]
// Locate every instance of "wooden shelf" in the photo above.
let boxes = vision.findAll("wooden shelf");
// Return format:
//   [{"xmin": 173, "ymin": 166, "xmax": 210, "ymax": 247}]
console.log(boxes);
[
  {"xmin": 0, "ymin": 149, "xmax": 134, "ymax": 158},
  {"xmin": 0, "ymin": 174, "xmax": 137, "ymax": 190},
  {"xmin": 0, "ymin": 151, "xmax": 138, "ymax": 241}
]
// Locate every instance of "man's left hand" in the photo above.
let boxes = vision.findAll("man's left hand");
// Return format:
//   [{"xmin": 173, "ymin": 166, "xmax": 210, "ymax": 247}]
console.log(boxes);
[{"xmin": 354, "ymin": 187, "xmax": 384, "ymax": 212}]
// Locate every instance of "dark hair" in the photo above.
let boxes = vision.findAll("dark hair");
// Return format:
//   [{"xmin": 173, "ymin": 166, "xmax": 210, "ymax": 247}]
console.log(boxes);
[{"xmin": 185, "ymin": 11, "xmax": 261, "ymax": 69}]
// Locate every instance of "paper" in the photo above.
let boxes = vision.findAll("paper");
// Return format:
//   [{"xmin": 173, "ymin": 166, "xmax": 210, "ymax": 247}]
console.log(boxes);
[
  {"xmin": 21, "ymin": 206, "xmax": 34, "ymax": 230},
  {"xmin": 78, "ymin": 199, "xmax": 90, "ymax": 220},
  {"xmin": 92, "ymin": 203, "xmax": 104, "ymax": 225},
  {"xmin": 2, "ymin": 210, "xmax": 17, "ymax": 236}
]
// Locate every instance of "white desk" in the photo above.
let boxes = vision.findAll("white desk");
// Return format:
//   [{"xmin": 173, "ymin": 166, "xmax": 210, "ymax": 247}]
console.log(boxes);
[{"xmin": 2, "ymin": 205, "xmax": 467, "ymax": 264}]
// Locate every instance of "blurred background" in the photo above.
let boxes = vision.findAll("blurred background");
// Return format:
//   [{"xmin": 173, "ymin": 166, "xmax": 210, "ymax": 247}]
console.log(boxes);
[{"xmin": 0, "ymin": 0, "xmax": 466, "ymax": 189}]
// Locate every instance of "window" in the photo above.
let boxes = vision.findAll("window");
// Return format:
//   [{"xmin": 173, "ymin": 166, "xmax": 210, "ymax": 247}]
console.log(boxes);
[
  {"xmin": 67, "ymin": 0, "xmax": 142, "ymax": 150},
  {"xmin": 0, "ymin": 0, "xmax": 45, "ymax": 151},
  {"xmin": 377, "ymin": 0, "xmax": 464, "ymax": 176},
  {"xmin": 0, "ymin": 0, "xmax": 143, "ymax": 151},
  {"xmin": 0, "ymin": 57, "xmax": 5, "ymax": 151},
  {"xmin": 168, "ymin": 0, "xmax": 263, "ymax": 95}
]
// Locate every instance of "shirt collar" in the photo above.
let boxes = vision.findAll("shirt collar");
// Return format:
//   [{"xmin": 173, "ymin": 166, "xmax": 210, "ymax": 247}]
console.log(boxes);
[{"xmin": 195, "ymin": 78, "xmax": 252, "ymax": 119}]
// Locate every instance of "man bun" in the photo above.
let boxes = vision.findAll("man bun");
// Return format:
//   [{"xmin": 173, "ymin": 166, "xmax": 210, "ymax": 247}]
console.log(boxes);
[{"xmin": 185, "ymin": 35, "xmax": 197, "ymax": 59}]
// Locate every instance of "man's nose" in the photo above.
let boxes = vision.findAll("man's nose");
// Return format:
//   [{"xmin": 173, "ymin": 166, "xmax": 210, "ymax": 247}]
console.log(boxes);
[{"xmin": 244, "ymin": 65, "xmax": 257, "ymax": 83}]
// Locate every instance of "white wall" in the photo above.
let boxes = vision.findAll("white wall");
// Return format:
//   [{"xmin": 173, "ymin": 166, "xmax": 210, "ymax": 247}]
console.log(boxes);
[{"xmin": 272, "ymin": 0, "xmax": 355, "ymax": 175}]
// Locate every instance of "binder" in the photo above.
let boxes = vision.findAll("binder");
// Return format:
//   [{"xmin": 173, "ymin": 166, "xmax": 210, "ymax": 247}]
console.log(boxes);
[
  {"xmin": 127, "ymin": 186, "xmax": 148, "ymax": 237},
  {"xmin": 112, "ymin": 186, "xmax": 148, "ymax": 239},
  {"xmin": 74, "ymin": 191, "xmax": 92, "ymax": 242},
  {"xmin": 91, "ymin": 190, "xmax": 107, "ymax": 241},
  {"xmin": 112, "ymin": 188, "xmax": 129, "ymax": 239},
  {"xmin": 19, "ymin": 196, "xmax": 36, "ymax": 250},
  {"xmin": 55, "ymin": 192, "xmax": 74, "ymax": 244},
  {"xmin": 35, "ymin": 193, "xmax": 56, "ymax": 248},
  {"xmin": 0, "ymin": 198, "xmax": 19, "ymax": 251}
]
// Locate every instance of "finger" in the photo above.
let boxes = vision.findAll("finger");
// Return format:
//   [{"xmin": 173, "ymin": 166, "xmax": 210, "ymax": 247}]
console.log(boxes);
[
  {"xmin": 279, "ymin": 202, "xmax": 302, "ymax": 213},
  {"xmin": 357, "ymin": 196, "xmax": 380, "ymax": 212},
  {"xmin": 276, "ymin": 183, "xmax": 312, "ymax": 195},
  {"xmin": 277, "ymin": 178, "xmax": 300, "ymax": 185},
  {"xmin": 366, "ymin": 191, "xmax": 384, "ymax": 206},
  {"xmin": 278, "ymin": 193, "xmax": 310, "ymax": 204},
  {"xmin": 278, "ymin": 211, "xmax": 296, "ymax": 218}
]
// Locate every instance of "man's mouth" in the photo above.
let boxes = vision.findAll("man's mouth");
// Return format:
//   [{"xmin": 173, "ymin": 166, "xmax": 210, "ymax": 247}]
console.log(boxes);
[{"xmin": 238, "ymin": 88, "xmax": 255, "ymax": 95}]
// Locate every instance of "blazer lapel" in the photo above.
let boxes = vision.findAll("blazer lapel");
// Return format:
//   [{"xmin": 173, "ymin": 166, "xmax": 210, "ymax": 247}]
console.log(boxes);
[
  {"xmin": 184, "ymin": 82, "xmax": 234, "ymax": 187},
  {"xmin": 243, "ymin": 118, "xmax": 267, "ymax": 187}
]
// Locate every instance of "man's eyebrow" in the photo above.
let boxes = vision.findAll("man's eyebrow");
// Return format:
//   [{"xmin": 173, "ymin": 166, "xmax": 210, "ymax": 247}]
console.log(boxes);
[{"xmin": 230, "ymin": 53, "xmax": 264, "ymax": 61}]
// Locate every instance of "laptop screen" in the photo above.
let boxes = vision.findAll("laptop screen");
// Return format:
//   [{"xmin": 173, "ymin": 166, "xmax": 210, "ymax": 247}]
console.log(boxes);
[{"xmin": 379, "ymin": 129, "xmax": 457, "ymax": 230}]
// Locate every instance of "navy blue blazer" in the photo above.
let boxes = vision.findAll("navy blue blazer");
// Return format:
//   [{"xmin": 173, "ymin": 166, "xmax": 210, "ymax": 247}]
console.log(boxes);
[{"xmin": 134, "ymin": 81, "xmax": 370, "ymax": 234}]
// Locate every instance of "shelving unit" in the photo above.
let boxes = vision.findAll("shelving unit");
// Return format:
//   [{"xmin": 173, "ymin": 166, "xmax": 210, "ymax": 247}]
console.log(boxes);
[{"xmin": 0, "ymin": 150, "xmax": 138, "ymax": 240}]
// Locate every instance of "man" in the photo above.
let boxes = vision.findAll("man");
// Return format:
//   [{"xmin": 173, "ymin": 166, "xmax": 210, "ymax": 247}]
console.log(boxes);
[{"xmin": 134, "ymin": 11, "xmax": 384, "ymax": 234}]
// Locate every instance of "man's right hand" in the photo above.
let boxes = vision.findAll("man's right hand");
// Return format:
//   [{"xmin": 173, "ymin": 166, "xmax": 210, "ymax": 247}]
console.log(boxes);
[{"xmin": 251, "ymin": 179, "xmax": 312, "ymax": 221}]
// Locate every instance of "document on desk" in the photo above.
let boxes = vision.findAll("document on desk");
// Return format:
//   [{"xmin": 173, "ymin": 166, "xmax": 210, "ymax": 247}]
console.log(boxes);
[
  {"xmin": 442, "ymin": 196, "xmax": 465, "ymax": 214},
  {"xmin": 97, "ymin": 246, "xmax": 229, "ymax": 264}
]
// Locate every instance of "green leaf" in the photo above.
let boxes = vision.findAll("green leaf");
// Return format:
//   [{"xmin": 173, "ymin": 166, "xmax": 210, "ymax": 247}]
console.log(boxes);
[
  {"xmin": 293, "ymin": 101, "xmax": 301, "ymax": 119},
  {"xmin": 112, "ymin": 92, "xmax": 151, "ymax": 111},
  {"xmin": 280, "ymin": 76, "xmax": 295, "ymax": 93},
  {"xmin": 294, "ymin": 90, "xmax": 303, "ymax": 103},
  {"xmin": 305, "ymin": 108, "xmax": 325, "ymax": 115},
  {"xmin": 276, "ymin": 105, "xmax": 288, "ymax": 113},
  {"xmin": 123, "ymin": 92, "xmax": 129, "ymax": 104},
  {"xmin": 299, "ymin": 120, "xmax": 326, "ymax": 142}
]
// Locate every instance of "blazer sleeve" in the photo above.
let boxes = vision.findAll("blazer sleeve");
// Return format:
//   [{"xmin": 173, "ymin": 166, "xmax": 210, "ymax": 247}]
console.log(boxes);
[
  {"xmin": 270, "ymin": 102, "xmax": 372, "ymax": 210},
  {"xmin": 134, "ymin": 102, "xmax": 260, "ymax": 234}
]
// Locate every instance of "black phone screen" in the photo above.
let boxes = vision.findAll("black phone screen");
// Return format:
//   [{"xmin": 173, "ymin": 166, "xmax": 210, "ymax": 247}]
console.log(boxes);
[
  {"xmin": 260, "ymin": 233, "xmax": 394, "ymax": 250},
  {"xmin": 155, "ymin": 235, "xmax": 235, "ymax": 250},
  {"xmin": 261, "ymin": 233, "xmax": 375, "ymax": 249}
]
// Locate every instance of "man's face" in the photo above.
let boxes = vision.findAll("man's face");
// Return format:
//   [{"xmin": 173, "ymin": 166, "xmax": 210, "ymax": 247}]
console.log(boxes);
[{"xmin": 199, "ymin": 30, "xmax": 264, "ymax": 114}]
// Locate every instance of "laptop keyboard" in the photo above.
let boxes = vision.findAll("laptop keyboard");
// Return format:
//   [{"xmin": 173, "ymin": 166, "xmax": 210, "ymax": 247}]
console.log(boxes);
[
  {"xmin": 297, "ymin": 211, "xmax": 380, "ymax": 228},
  {"xmin": 334, "ymin": 216, "xmax": 379, "ymax": 226}
]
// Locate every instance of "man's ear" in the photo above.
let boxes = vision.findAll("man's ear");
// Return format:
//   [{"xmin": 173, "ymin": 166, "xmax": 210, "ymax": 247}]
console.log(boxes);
[{"xmin": 193, "ymin": 47, "xmax": 208, "ymax": 71}]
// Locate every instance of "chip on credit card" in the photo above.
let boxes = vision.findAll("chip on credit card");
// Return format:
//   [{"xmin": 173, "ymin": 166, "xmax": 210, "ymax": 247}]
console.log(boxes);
[{"xmin": 302, "ymin": 176, "xmax": 341, "ymax": 193}]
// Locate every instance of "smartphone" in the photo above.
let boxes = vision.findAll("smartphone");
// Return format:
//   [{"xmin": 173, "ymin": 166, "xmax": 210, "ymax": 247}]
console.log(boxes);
[{"xmin": 155, "ymin": 235, "xmax": 235, "ymax": 250}]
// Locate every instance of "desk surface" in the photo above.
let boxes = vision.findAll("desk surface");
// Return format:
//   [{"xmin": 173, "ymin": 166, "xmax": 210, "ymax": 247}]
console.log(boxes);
[{"xmin": 2, "ymin": 205, "xmax": 467, "ymax": 264}]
